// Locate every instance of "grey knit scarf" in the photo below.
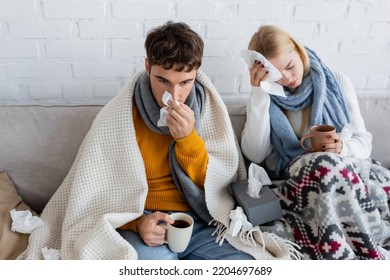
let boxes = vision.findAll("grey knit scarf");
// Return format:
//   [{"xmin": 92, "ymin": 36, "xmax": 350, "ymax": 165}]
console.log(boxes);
[{"xmin": 134, "ymin": 72, "xmax": 212, "ymax": 222}]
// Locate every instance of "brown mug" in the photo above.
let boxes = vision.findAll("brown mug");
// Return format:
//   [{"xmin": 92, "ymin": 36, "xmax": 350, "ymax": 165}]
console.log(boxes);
[{"xmin": 300, "ymin": 125, "xmax": 336, "ymax": 152}]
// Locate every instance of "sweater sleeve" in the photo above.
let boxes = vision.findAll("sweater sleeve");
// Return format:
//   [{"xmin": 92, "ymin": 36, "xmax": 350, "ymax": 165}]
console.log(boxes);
[
  {"xmin": 175, "ymin": 128, "xmax": 208, "ymax": 188},
  {"xmin": 333, "ymin": 71, "xmax": 373, "ymax": 159},
  {"xmin": 118, "ymin": 219, "xmax": 138, "ymax": 232},
  {"xmin": 241, "ymin": 86, "xmax": 273, "ymax": 164}
]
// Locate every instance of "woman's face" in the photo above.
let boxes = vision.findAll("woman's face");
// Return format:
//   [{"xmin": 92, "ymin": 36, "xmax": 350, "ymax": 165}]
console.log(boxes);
[{"xmin": 268, "ymin": 49, "xmax": 304, "ymax": 90}]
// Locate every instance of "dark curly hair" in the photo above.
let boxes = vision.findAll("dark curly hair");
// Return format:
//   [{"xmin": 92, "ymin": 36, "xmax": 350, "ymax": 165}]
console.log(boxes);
[{"xmin": 145, "ymin": 21, "xmax": 204, "ymax": 72}]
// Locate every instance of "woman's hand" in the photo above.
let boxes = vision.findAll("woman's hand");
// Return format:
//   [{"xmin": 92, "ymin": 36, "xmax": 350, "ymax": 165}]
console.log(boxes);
[
  {"xmin": 136, "ymin": 211, "xmax": 173, "ymax": 247},
  {"xmin": 322, "ymin": 133, "xmax": 343, "ymax": 154},
  {"xmin": 250, "ymin": 60, "xmax": 269, "ymax": 87}
]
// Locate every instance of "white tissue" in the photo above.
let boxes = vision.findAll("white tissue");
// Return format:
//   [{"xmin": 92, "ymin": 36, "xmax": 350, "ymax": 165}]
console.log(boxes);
[
  {"xmin": 247, "ymin": 163, "xmax": 272, "ymax": 198},
  {"xmin": 157, "ymin": 91, "xmax": 171, "ymax": 127},
  {"xmin": 227, "ymin": 206, "xmax": 253, "ymax": 237},
  {"xmin": 240, "ymin": 49, "xmax": 286, "ymax": 97},
  {"xmin": 10, "ymin": 209, "xmax": 44, "ymax": 234},
  {"xmin": 157, "ymin": 91, "xmax": 180, "ymax": 127},
  {"xmin": 42, "ymin": 247, "xmax": 61, "ymax": 260}
]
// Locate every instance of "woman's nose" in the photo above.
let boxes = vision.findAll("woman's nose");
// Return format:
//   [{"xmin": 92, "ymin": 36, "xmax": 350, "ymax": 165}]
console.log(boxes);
[{"xmin": 281, "ymin": 72, "xmax": 291, "ymax": 83}]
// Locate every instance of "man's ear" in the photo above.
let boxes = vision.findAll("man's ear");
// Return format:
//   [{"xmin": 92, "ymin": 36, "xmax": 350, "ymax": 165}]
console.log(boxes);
[{"xmin": 145, "ymin": 59, "xmax": 150, "ymax": 75}]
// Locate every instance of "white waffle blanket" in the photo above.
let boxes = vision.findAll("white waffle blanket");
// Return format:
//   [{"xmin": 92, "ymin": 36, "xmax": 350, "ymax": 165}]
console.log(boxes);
[{"xmin": 19, "ymin": 70, "xmax": 294, "ymax": 260}]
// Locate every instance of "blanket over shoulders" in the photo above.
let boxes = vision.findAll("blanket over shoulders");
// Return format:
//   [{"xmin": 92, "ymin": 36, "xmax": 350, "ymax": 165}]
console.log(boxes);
[{"xmin": 19, "ymin": 70, "xmax": 296, "ymax": 260}]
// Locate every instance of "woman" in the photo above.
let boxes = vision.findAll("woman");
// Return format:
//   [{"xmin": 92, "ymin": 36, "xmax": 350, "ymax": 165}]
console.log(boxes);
[{"xmin": 241, "ymin": 25, "xmax": 390, "ymax": 260}]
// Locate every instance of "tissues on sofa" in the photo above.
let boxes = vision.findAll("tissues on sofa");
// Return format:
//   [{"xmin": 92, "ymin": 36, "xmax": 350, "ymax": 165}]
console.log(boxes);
[{"xmin": 230, "ymin": 164, "xmax": 283, "ymax": 226}]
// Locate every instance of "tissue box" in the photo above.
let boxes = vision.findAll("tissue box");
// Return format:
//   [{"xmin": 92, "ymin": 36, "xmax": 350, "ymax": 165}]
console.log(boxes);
[{"xmin": 230, "ymin": 179, "xmax": 283, "ymax": 226}]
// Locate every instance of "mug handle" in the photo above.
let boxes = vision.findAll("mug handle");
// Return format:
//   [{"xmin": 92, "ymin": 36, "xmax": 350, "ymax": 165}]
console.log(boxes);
[{"xmin": 300, "ymin": 133, "xmax": 315, "ymax": 152}]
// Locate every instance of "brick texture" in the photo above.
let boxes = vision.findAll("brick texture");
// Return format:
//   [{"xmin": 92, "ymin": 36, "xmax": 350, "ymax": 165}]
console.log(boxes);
[{"xmin": 0, "ymin": 0, "xmax": 389, "ymax": 104}]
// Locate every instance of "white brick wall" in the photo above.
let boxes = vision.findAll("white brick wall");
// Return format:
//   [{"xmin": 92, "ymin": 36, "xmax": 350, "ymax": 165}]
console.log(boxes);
[{"xmin": 0, "ymin": 0, "xmax": 389, "ymax": 104}]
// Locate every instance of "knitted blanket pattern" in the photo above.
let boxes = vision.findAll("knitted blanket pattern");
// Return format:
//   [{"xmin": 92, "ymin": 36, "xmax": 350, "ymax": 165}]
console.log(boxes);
[{"xmin": 266, "ymin": 152, "xmax": 390, "ymax": 259}]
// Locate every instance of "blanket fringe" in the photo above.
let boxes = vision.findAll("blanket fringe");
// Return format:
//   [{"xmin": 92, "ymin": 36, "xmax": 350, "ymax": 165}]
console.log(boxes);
[
  {"xmin": 267, "ymin": 232, "xmax": 303, "ymax": 260},
  {"xmin": 209, "ymin": 220, "xmax": 303, "ymax": 260},
  {"xmin": 209, "ymin": 220, "xmax": 228, "ymax": 246}
]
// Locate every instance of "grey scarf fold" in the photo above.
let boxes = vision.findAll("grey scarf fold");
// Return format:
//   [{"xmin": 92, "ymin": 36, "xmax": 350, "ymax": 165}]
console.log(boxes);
[{"xmin": 134, "ymin": 72, "xmax": 212, "ymax": 222}]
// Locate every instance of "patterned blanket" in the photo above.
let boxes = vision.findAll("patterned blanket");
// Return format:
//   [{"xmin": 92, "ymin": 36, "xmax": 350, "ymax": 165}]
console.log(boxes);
[{"xmin": 263, "ymin": 152, "xmax": 390, "ymax": 260}]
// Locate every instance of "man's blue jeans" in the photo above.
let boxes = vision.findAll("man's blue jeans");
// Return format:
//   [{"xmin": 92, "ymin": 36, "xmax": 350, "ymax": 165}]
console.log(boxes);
[{"xmin": 118, "ymin": 211, "xmax": 255, "ymax": 260}]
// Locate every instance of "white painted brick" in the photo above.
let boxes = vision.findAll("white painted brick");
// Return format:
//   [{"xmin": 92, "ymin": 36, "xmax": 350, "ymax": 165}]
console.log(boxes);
[
  {"xmin": 43, "ymin": 2, "xmax": 104, "ymax": 19},
  {"xmin": 201, "ymin": 58, "xmax": 246, "ymax": 76},
  {"xmin": 232, "ymin": 39, "xmax": 255, "ymax": 57},
  {"xmin": 79, "ymin": 22, "xmax": 139, "ymax": 39},
  {"xmin": 72, "ymin": 63, "xmax": 132, "ymax": 78},
  {"xmin": 278, "ymin": 22, "xmax": 316, "ymax": 39},
  {"xmin": 370, "ymin": 23, "xmax": 390, "ymax": 37},
  {"xmin": 6, "ymin": 64, "xmax": 71, "ymax": 78},
  {"xmin": 178, "ymin": 3, "xmax": 236, "ymax": 19},
  {"xmin": 239, "ymin": 2, "xmax": 291, "ymax": 20},
  {"xmin": 207, "ymin": 23, "xmax": 259, "ymax": 39},
  {"xmin": 366, "ymin": 75, "xmax": 389, "ymax": 89},
  {"xmin": 0, "ymin": 85, "xmax": 14, "ymax": 100},
  {"xmin": 203, "ymin": 40, "xmax": 231, "ymax": 57},
  {"xmin": 112, "ymin": 40, "xmax": 145, "ymax": 58},
  {"xmin": 29, "ymin": 84, "xmax": 62, "ymax": 99},
  {"xmin": 0, "ymin": 0, "xmax": 389, "ymax": 104},
  {"xmin": 213, "ymin": 74, "xmax": 240, "ymax": 94},
  {"xmin": 302, "ymin": 39, "xmax": 338, "ymax": 56},
  {"xmin": 0, "ymin": 0, "xmax": 36, "ymax": 20},
  {"xmin": 347, "ymin": 4, "xmax": 367, "ymax": 21},
  {"xmin": 294, "ymin": 5, "xmax": 346, "ymax": 21},
  {"xmin": 340, "ymin": 40, "xmax": 387, "ymax": 55},
  {"xmin": 318, "ymin": 22, "xmax": 367, "ymax": 38},
  {"xmin": 366, "ymin": 4, "xmax": 390, "ymax": 21},
  {"xmin": 325, "ymin": 55, "xmax": 389, "ymax": 89},
  {"xmin": 112, "ymin": 2, "xmax": 172, "ymax": 19},
  {"xmin": 9, "ymin": 22, "xmax": 71, "ymax": 39},
  {"xmin": 46, "ymin": 40, "xmax": 105, "ymax": 58},
  {"xmin": 62, "ymin": 84, "xmax": 93, "ymax": 99},
  {"xmin": 93, "ymin": 83, "xmax": 122, "ymax": 98},
  {"xmin": 0, "ymin": 41, "xmax": 38, "ymax": 57},
  {"xmin": 0, "ymin": 67, "xmax": 5, "ymax": 79}
]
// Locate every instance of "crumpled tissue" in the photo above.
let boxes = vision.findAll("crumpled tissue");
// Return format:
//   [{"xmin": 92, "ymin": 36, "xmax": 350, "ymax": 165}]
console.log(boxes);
[
  {"xmin": 157, "ymin": 91, "xmax": 180, "ymax": 127},
  {"xmin": 10, "ymin": 208, "xmax": 44, "ymax": 234},
  {"xmin": 247, "ymin": 163, "xmax": 272, "ymax": 198},
  {"xmin": 42, "ymin": 247, "xmax": 61, "ymax": 260},
  {"xmin": 227, "ymin": 206, "xmax": 253, "ymax": 237},
  {"xmin": 240, "ymin": 49, "xmax": 285, "ymax": 97}
]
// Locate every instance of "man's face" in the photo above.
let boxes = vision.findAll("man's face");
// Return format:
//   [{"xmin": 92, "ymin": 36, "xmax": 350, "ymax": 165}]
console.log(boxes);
[{"xmin": 145, "ymin": 60, "xmax": 197, "ymax": 108}]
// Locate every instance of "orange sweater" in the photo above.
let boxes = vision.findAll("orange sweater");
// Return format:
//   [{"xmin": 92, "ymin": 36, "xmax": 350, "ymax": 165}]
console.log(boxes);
[{"xmin": 120, "ymin": 104, "xmax": 208, "ymax": 232}]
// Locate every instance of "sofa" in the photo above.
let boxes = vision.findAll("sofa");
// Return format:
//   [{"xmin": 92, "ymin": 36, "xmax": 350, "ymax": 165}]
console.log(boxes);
[{"xmin": 1, "ymin": 94, "xmax": 390, "ymax": 258}]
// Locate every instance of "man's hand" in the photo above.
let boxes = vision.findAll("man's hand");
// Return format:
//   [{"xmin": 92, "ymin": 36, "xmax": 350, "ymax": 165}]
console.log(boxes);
[
  {"xmin": 166, "ymin": 100, "xmax": 195, "ymax": 140},
  {"xmin": 137, "ymin": 211, "xmax": 173, "ymax": 247}
]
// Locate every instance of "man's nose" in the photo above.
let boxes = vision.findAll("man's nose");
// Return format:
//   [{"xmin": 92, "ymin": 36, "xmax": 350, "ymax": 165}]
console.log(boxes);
[{"xmin": 169, "ymin": 85, "xmax": 181, "ymax": 101}]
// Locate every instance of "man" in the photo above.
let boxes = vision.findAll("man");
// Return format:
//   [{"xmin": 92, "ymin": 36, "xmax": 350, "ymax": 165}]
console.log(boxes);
[
  {"xmin": 116, "ymin": 21, "xmax": 253, "ymax": 260},
  {"xmin": 21, "ymin": 22, "xmax": 292, "ymax": 260}
]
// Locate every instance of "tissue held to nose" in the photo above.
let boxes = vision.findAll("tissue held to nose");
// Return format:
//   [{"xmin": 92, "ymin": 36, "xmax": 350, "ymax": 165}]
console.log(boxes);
[{"xmin": 158, "ymin": 91, "xmax": 180, "ymax": 127}]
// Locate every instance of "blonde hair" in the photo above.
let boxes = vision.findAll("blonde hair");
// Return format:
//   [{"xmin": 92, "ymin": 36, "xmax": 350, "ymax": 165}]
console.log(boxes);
[{"xmin": 248, "ymin": 25, "xmax": 310, "ymax": 76}]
